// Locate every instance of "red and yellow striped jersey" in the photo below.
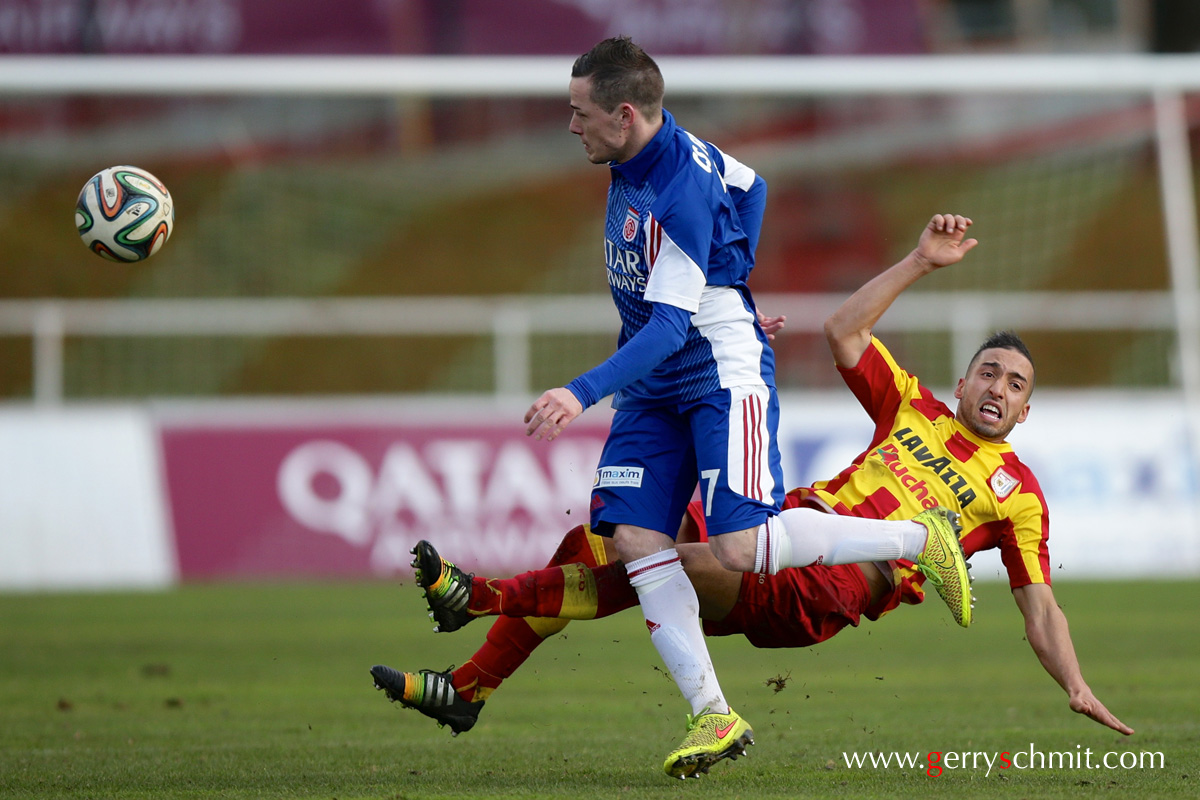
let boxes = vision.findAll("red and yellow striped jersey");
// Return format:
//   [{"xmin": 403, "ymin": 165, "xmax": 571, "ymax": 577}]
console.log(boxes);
[{"xmin": 799, "ymin": 338, "xmax": 1050, "ymax": 613}]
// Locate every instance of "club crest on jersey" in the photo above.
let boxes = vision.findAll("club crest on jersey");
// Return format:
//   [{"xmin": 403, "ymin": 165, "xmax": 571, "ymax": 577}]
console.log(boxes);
[
  {"xmin": 989, "ymin": 466, "xmax": 1020, "ymax": 499},
  {"xmin": 621, "ymin": 206, "xmax": 640, "ymax": 242}
]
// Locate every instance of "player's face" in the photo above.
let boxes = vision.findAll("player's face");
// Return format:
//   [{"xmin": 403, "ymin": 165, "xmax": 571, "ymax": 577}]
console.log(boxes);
[
  {"xmin": 568, "ymin": 76, "xmax": 631, "ymax": 164},
  {"xmin": 953, "ymin": 347, "xmax": 1033, "ymax": 442}
]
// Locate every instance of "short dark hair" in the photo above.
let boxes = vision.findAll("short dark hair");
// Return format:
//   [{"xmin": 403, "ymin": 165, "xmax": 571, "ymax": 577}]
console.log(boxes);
[
  {"xmin": 571, "ymin": 36, "xmax": 664, "ymax": 116},
  {"xmin": 968, "ymin": 330, "xmax": 1035, "ymax": 386}
]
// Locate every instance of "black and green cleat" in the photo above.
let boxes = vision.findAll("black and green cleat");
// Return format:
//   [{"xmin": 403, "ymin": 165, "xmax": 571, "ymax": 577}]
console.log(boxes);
[
  {"xmin": 370, "ymin": 664, "xmax": 484, "ymax": 736},
  {"xmin": 410, "ymin": 540, "xmax": 474, "ymax": 633}
]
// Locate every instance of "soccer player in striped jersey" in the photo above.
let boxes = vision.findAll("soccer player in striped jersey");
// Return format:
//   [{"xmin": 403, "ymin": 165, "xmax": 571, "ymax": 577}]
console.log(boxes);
[
  {"xmin": 372, "ymin": 213, "xmax": 1132, "ymax": 743},
  {"xmin": 512, "ymin": 37, "xmax": 968, "ymax": 778}
]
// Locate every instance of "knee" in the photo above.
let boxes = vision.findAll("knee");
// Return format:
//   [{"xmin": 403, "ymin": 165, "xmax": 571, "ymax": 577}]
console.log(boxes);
[
  {"xmin": 714, "ymin": 550, "xmax": 756, "ymax": 573},
  {"xmin": 707, "ymin": 531, "xmax": 757, "ymax": 573}
]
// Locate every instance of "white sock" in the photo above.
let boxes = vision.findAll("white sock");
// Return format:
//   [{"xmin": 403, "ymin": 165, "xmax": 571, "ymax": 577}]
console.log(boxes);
[
  {"xmin": 753, "ymin": 507, "xmax": 928, "ymax": 574},
  {"xmin": 627, "ymin": 549, "xmax": 728, "ymax": 716}
]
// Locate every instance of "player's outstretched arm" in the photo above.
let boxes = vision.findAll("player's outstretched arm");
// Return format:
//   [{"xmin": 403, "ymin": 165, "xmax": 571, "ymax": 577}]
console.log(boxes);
[
  {"xmin": 528, "ymin": 303, "xmax": 691, "ymax": 442},
  {"xmin": 825, "ymin": 213, "xmax": 978, "ymax": 368},
  {"xmin": 1011, "ymin": 583, "xmax": 1134, "ymax": 735}
]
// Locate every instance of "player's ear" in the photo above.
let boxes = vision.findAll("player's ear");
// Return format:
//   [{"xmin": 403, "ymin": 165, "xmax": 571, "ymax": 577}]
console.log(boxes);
[
  {"xmin": 953, "ymin": 377, "xmax": 965, "ymax": 400},
  {"xmin": 1016, "ymin": 403, "xmax": 1030, "ymax": 425},
  {"xmin": 618, "ymin": 102, "xmax": 636, "ymax": 130}
]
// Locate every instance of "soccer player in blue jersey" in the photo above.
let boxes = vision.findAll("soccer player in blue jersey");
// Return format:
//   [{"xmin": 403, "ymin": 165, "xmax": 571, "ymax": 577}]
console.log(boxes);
[
  {"xmin": 418, "ymin": 37, "xmax": 971, "ymax": 779},
  {"xmin": 375, "ymin": 216, "xmax": 1132, "ymax": 752}
]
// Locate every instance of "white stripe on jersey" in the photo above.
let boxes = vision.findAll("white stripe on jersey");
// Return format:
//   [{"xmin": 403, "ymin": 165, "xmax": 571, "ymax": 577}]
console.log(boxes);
[
  {"xmin": 643, "ymin": 217, "xmax": 706, "ymax": 313},
  {"xmin": 691, "ymin": 285, "xmax": 766, "ymax": 388},
  {"xmin": 714, "ymin": 146, "xmax": 757, "ymax": 192},
  {"xmin": 726, "ymin": 384, "xmax": 776, "ymax": 503}
]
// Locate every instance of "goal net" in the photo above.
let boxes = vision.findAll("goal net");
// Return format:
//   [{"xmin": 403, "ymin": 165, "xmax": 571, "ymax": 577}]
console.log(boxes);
[{"xmin": 0, "ymin": 55, "xmax": 1196, "ymax": 402}]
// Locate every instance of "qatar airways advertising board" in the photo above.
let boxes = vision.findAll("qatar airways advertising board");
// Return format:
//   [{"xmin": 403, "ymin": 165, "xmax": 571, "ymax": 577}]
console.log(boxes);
[
  {"xmin": 155, "ymin": 393, "xmax": 1200, "ymax": 583},
  {"xmin": 161, "ymin": 419, "xmax": 609, "ymax": 579},
  {"xmin": 1, "ymin": 394, "xmax": 1195, "ymax": 590}
]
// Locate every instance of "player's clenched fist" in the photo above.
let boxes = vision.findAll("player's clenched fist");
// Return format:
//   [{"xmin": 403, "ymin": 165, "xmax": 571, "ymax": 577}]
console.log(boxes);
[{"xmin": 525, "ymin": 388, "xmax": 584, "ymax": 441}]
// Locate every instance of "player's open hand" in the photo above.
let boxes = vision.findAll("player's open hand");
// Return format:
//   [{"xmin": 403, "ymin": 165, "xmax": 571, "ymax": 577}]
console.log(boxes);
[
  {"xmin": 915, "ymin": 213, "xmax": 978, "ymax": 271},
  {"xmin": 1070, "ymin": 689, "xmax": 1134, "ymax": 735},
  {"xmin": 757, "ymin": 310, "xmax": 786, "ymax": 340},
  {"xmin": 525, "ymin": 388, "xmax": 584, "ymax": 441}
]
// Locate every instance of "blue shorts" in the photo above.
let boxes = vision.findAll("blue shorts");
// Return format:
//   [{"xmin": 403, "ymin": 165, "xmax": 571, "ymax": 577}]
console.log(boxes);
[{"xmin": 589, "ymin": 385, "xmax": 784, "ymax": 538}]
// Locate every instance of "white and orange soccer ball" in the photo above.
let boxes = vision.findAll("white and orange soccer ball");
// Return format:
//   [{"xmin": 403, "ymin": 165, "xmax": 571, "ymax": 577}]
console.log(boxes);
[{"xmin": 75, "ymin": 165, "xmax": 174, "ymax": 262}]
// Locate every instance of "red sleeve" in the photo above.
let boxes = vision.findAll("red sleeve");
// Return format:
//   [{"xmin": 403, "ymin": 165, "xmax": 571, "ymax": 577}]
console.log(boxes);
[
  {"xmin": 997, "ymin": 463, "xmax": 1052, "ymax": 588},
  {"xmin": 836, "ymin": 338, "xmax": 911, "ymax": 448},
  {"xmin": 837, "ymin": 342, "xmax": 900, "ymax": 420}
]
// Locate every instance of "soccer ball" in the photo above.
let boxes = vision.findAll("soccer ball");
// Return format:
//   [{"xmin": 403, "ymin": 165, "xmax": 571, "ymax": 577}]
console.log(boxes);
[{"xmin": 75, "ymin": 165, "xmax": 174, "ymax": 262}]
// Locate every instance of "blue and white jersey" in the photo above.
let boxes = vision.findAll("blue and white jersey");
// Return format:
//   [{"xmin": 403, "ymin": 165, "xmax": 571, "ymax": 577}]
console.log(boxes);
[{"xmin": 601, "ymin": 109, "xmax": 774, "ymax": 409}]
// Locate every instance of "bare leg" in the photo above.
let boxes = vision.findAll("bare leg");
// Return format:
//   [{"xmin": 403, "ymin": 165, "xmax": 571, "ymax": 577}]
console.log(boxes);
[{"xmin": 676, "ymin": 542, "xmax": 744, "ymax": 622}]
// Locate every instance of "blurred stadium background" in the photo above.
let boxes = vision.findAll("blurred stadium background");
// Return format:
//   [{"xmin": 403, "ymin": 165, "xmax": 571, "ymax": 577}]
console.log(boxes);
[{"xmin": 1, "ymin": 0, "xmax": 1199, "ymax": 589}]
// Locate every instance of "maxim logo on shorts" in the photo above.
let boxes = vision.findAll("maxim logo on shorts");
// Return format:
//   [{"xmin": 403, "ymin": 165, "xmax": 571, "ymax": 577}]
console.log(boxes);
[{"xmin": 593, "ymin": 466, "xmax": 644, "ymax": 488}]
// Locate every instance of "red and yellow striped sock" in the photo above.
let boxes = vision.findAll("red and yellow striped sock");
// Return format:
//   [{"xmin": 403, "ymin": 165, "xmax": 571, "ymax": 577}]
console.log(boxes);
[
  {"xmin": 451, "ymin": 617, "xmax": 552, "ymax": 702},
  {"xmin": 468, "ymin": 561, "xmax": 637, "ymax": 620},
  {"xmin": 450, "ymin": 525, "xmax": 623, "ymax": 702}
]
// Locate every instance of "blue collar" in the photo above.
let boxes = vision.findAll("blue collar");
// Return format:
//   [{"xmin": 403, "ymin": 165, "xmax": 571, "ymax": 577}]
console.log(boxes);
[{"xmin": 611, "ymin": 108, "xmax": 676, "ymax": 185}]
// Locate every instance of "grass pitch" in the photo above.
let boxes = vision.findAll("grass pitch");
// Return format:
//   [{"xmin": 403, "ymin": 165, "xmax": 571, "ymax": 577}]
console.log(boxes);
[{"xmin": 0, "ymin": 578, "xmax": 1196, "ymax": 799}]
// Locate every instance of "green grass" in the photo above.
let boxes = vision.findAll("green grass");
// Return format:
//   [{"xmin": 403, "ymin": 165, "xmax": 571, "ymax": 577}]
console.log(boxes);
[{"xmin": 0, "ymin": 579, "xmax": 1196, "ymax": 799}]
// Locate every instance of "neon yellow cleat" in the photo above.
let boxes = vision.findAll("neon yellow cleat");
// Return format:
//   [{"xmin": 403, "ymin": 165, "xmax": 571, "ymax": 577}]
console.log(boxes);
[
  {"xmin": 662, "ymin": 707, "xmax": 754, "ymax": 779},
  {"xmin": 912, "ymin": 506, "xmax": 973, "ymax": 627}
]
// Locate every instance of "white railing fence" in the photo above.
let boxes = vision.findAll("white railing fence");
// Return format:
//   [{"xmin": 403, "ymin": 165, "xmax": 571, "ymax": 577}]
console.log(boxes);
[{"xmin": 0, "ymin": 291, "xmax": 1176, "ymax": 405}]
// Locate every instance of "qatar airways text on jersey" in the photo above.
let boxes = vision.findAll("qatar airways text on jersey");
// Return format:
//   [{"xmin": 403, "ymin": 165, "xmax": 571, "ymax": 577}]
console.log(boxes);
[{"xmin": 604, "ymin": 237, "xmax": 648, "ymax": 294}]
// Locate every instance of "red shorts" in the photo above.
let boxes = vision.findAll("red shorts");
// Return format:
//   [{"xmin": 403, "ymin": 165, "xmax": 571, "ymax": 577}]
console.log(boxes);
[{"xmin": 702, "ymin": 562, "xmax": 873, "ymax": 648}]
